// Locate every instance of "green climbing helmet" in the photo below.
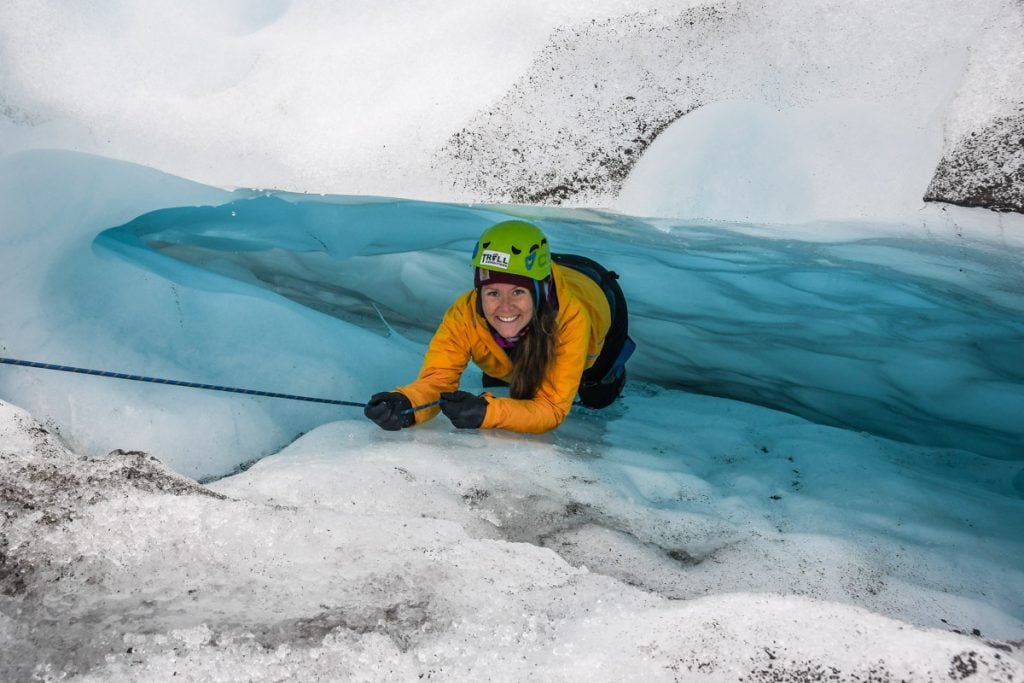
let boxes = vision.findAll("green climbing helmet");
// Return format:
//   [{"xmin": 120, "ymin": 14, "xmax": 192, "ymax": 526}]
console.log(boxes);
[{"xmin": 471, "ymin": 220, "xmax": 552, "ymax": 281}]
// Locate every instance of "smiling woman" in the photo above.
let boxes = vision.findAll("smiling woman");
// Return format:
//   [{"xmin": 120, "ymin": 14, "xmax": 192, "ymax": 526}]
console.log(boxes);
[{"xmin": 364, "ymin": 220, "xmax": 635, "ymax": 433}]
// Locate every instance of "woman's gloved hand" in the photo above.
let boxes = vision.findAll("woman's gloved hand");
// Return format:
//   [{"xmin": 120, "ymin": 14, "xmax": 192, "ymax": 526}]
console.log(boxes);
[
  {"xmin": 364, "ymin": 392, "xmax": 414, "ymax": 431},
  {"xmin": 440, "ymin": 391, "xmax": 488, "ymax": 429}
]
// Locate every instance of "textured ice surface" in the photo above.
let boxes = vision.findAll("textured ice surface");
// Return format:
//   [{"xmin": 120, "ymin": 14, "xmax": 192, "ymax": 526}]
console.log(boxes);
[
  {"xmin": 2, "ymin": 0, "xmax": 1024, "ymax": 676},
  {"xmin": 97, "ymin": 191, "xmax": 1024, "ymax": 464},
  {"xmin": 1, "ymin": 154, "xmax": 1022, "ymax": 678},
  {"xmin": 1, "ymin": 0, "xmax": 1021, "ymax": 218},
  {"xmin": 2, "ymin": 400, "xmax": 1022, "ymax": 680}
]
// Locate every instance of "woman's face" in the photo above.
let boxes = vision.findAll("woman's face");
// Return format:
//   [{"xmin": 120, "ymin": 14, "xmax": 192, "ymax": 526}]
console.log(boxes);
[{"xmin": 480, "ymin": 282, "xmax": 535, "ymax": 339}]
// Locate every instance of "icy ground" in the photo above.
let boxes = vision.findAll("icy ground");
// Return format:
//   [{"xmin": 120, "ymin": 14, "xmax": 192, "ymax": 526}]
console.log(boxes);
[
  {"xmin": 1, "ymin": 151, "xmax": 1023, "ymax": 680},
  {"xmin": 1, "ymin": 396, "xmax": 1022, "ymax": 680},
  {"xmin": 1, "ymin": 0, "xmax": 1024, "ymax": 678}
]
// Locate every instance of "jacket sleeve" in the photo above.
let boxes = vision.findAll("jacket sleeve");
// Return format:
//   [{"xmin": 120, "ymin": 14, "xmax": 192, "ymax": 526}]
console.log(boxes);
[
  {"xmin": 397, "ymin": 299, "xmax": 473, "ymax": 425},
  {"xmin": 480, "ymin": 304, "xmax": 592, "ymax": 433}
]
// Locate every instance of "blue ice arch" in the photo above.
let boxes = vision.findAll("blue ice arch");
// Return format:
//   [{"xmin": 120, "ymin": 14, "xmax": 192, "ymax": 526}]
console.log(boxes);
[{"xmin": 97, "ymin": 192, "xmax": 1024, "ymax": 469}]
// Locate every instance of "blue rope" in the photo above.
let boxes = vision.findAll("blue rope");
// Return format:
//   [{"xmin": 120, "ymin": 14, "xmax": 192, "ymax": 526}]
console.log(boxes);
[
  {"xmin": 405, "ymin": 399, "xmax": 444, "ymax": 414},
  {"xmin": 0, "ymin": 356, "xmax": 367, "ymax": 408}
]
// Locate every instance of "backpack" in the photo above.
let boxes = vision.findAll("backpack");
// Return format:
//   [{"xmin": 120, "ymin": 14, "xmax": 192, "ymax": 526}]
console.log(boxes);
[{"xmin": 552, "ymin": 253, "xmax": 636, "ymax": 384}]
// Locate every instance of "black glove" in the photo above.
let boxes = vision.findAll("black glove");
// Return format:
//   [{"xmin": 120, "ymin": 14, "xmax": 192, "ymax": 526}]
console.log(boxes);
[
  {"xmin": 364, "ymin": 392, "xmax": 414, "ymax": 431},
  {"xmin": 440, "ymin": 391, "xmax": 489, "ymax": 429}
]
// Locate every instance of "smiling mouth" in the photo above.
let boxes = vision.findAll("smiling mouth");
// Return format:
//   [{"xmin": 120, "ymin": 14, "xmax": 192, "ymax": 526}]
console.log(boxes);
[{"xmin": 497, "ymin": 315, "xmax": 520, "ymax": 323}]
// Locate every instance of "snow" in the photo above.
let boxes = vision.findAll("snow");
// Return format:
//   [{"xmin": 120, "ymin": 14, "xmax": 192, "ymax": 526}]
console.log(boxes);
[
  {"xmin": 617, "ymin": 98, "xmax": 944, "ymax": 224},
  {"xmin": 1, "ymin": 0, "xmax": 1024, "ymax": 680},
  {"xmin": 3, "ymin": 397, "xmax": 1022, "ymax": 680}
]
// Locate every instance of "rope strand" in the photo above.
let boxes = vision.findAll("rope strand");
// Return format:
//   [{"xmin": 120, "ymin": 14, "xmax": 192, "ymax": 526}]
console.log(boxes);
[
  {"xmin": 1, "ymin": 356, "xmax": 451, "ymax": 415},
  {"xmin": 0, "ymin": 356, "xmax": 366, "ymax": 407}
]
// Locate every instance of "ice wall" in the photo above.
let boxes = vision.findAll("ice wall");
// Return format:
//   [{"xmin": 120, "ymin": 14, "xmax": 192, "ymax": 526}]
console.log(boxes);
[
  {"xmin": 0, "ymin": 150, "xmax": 420, "ymax": 479},
  {"xmin": 0, "ymin": 1, "xmax": 664, "ymax": 200},
  {"xmin": 439, "ymin": 0, "xmax": 1024, "ymax": 221},
  {"xmin": 923, "ymin": 3, "xmax": 1024, "ymax": 213},
  {"xmin": 95, "ymin": 188, "xmax": 1024, "ymax": 464},
  {"xmin": 1, "ymin": 0, "xmax": 1022, "ymax": 224}
]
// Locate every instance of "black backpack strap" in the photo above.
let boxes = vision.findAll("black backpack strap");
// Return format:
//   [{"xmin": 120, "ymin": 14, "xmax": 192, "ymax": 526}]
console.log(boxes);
[
  {"xmin": 552, "ymin": 253, "xmax": 621, "ymax": 319},
  {"xmin": 552, "ymin": 253, "xmax": 634, "ymax": 387},
  {"xmin": 552, "ymin": 253, "xmax": 619, "ymax": 288}
]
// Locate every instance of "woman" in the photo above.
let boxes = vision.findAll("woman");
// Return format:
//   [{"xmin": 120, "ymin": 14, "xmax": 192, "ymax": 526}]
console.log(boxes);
[{"xmin": 364, "ymin": 219, "xmax": 633, "ymax": 433}]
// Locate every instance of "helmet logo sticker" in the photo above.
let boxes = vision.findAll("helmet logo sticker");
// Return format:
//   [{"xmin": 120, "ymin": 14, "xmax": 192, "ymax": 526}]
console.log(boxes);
[
  {"xmin": 526, "ymin": 240, "xmax": 547, "ymax": 271},
  {"xmin": 480, "ymin": 249, "xmax": 511, "ymax": 270}
]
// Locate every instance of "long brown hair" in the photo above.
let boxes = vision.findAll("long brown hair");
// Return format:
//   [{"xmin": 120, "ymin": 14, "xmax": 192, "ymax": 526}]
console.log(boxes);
[{"xmin": 507, "ymin": 299, "xmax": 557, "ymax": 399}]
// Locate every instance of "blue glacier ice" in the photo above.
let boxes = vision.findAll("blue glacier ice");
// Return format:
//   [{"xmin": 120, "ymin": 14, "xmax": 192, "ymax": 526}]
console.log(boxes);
[
  {"xmin": 2, "ymin": 0, "xmax": 1024, "ymax": 677},
  {"xmin": 1, "ymin": 151, "xmax": 1022, "ymax": 680},
  {"xmin": 98, "ymin": 191, "xmax": 1024, "ymax": 464}
]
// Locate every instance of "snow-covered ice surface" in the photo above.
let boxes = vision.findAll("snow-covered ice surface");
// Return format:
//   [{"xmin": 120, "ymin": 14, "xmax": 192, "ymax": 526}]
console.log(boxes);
[
  {"xmin": 3, "ymin": 0, "xmax": 1022, "ymax": 218},
  {"xmin": 3, "ymin": 399, "xmax": 1024, "ymax": 681},
  {"xmin": 2, "ymin": 0, "xmax": 1024, "ymax": 679}
]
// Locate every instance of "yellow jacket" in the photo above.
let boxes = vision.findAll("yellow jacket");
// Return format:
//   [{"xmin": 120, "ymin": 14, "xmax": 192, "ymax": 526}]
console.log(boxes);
[{"xmin": 397, "ymin": 263, "xmax": 611, "ymax": 433}]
